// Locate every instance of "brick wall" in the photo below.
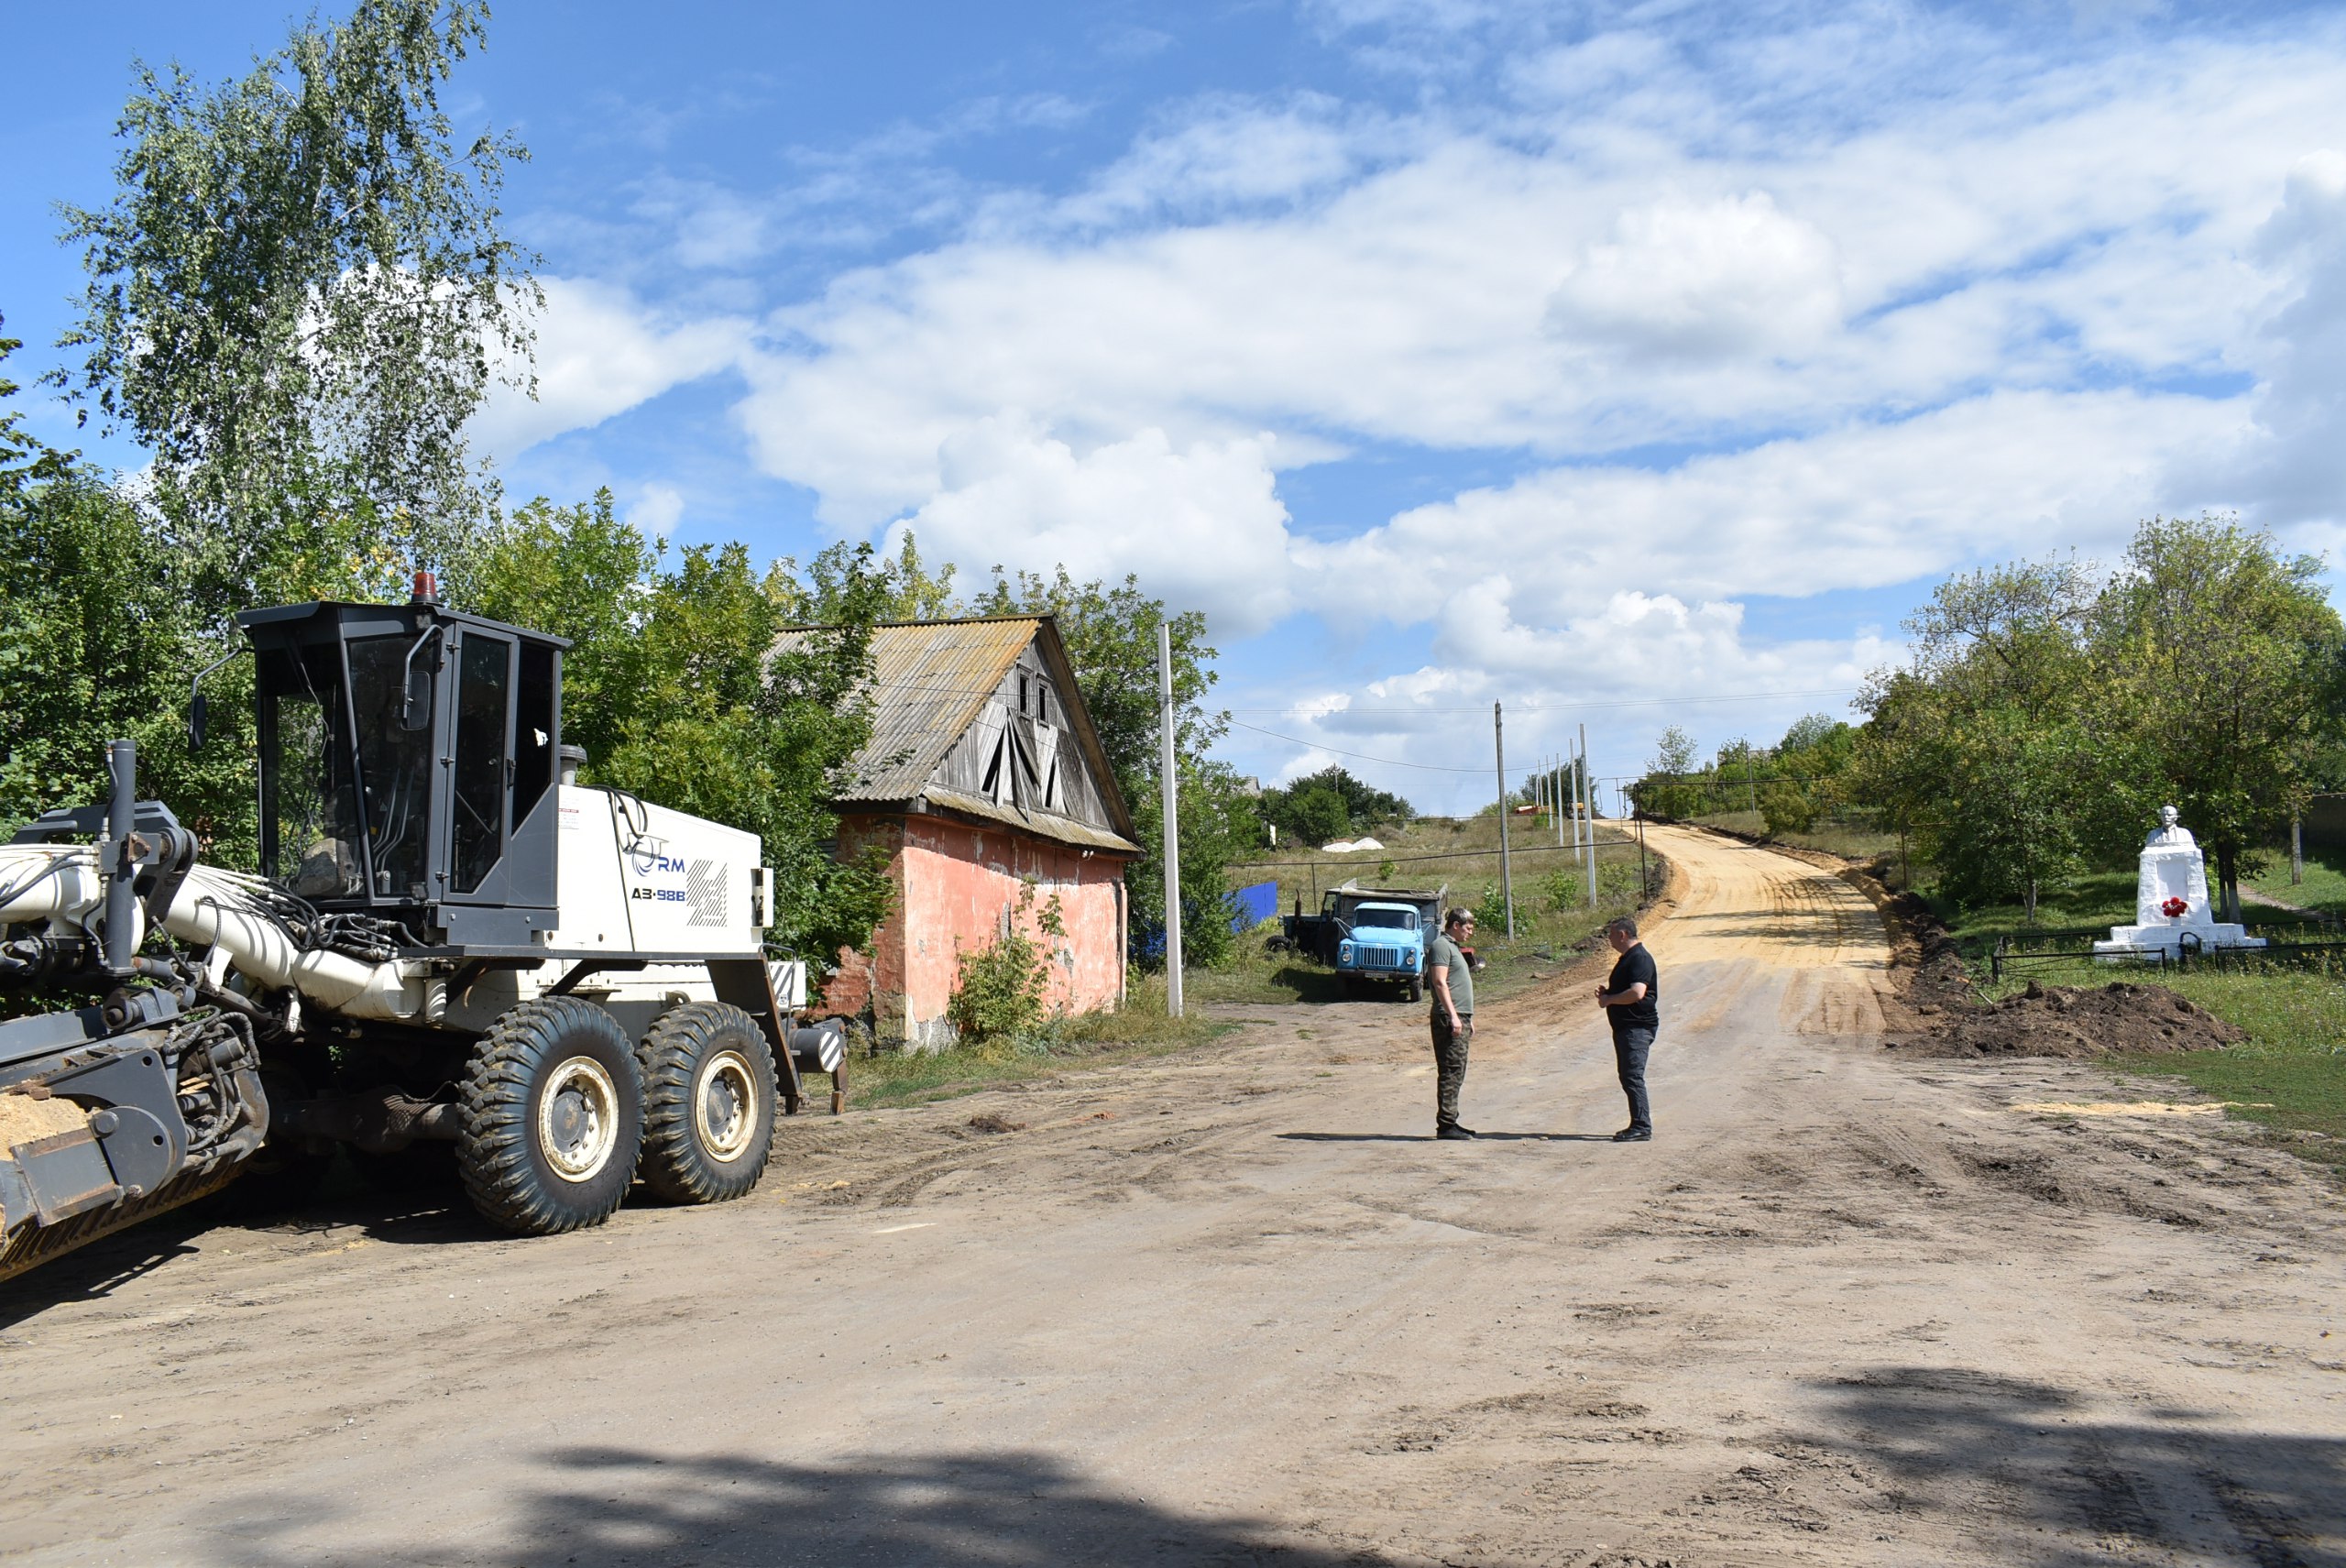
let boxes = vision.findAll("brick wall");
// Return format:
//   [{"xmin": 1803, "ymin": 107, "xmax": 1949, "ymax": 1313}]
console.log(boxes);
[{"xmin": 821, "ymin": 811, "xmax": 1129, "ymax": 1047}]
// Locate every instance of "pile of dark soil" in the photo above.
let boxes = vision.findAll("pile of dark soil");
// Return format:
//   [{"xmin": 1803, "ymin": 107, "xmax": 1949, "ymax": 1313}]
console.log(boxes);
[
  {"xmin": 1890, "ymin": 979, "xmax": 2244, "ymax": 1059},
  {"xmin": 1891, "ymin": 891, "xmax": 1979, "ymax": 1014},
  {"xmin": 1883, "ymin": 892, "xmax": 2242, "ymax": 1059}
]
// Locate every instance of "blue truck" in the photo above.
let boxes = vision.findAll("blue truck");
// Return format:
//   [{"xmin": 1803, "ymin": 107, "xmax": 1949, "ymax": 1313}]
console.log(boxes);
[{"xmin": 1281, "ymin": 880, "xmax": 1448, "ymax": 1002}]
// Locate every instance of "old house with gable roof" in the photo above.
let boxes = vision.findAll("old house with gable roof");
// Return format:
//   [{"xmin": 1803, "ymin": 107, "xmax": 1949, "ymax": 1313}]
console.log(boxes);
[{"xmin": 780, "ymin": 615, "xmax": 1142, "ymax": 1047}]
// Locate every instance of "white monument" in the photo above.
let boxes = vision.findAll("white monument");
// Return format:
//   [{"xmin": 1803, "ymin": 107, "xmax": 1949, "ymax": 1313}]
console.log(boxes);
[{"xmin": 2092, "ymin": 806, "xmax": 2264, "ymax": 959}]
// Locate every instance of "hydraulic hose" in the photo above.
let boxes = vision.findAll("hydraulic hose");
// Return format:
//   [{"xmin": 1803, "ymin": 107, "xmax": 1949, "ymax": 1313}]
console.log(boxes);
[
  {"xmin": 160, "ymin": 867, "xmax": 428, "ymax": 1022},
  {"xmin": 0, "ymin": 849, "xmax": 427, "ymax": 1024}
]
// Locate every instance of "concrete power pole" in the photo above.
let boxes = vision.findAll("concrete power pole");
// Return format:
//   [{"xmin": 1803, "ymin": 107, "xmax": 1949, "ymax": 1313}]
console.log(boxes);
[
  {"xmin": 1580, "ymin": 724, "xmax": 1597, "ymax": 907},
  {"xmin": 1555, "ymin": 751, "xmax": 1565, "ymax": 848},
  {"xmin": 1495, "ymin": 701, "xmax": 1515, "ymax": 938},
  {"xmin": 1157, "ymin": 622, "xmax": 1183, "ymax": 1017}
]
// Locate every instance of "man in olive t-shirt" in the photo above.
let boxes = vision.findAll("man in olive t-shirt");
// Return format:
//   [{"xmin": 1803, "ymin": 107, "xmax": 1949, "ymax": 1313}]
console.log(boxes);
[
  {"xmin": 1426, "ymin": 907, "xmax": 1477, "ymax": 1140},
  {"xmin": 1593, "ymin": 916, "xmax": 1659, "ymax": 1142}
]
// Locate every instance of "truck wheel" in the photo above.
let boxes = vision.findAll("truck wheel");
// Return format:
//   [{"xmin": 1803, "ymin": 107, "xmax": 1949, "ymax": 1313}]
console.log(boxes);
[
  {"xmin": 1404, "ymin": 978, "xmax": 1421, "ymax": 1003},
  {"xmin": 636, "ymin": 1003, "xmax": 777, "ymax": 1204},
  {"xmin": 457, "ymin": 998, "xmax": 642, "ymax": 1235}
]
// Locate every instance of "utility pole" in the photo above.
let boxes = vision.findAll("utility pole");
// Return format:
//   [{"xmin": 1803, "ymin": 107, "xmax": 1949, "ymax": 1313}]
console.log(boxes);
[
  {"xmin": 1569, "ymin": 744, "xmax": 1583, "ymax": 861},
  {"xmin": 2293, "ymin": 812, "xmax": 2305, "ymax": 885},
  {"xmin": 1746, "ymin": 743, "xmax": 1758, "ymax": 815},
  {"xmin": 1495, "ymin": 701, "xmax": 1515, "ymax": 938},
  {"xmin": 1556, "ymin": 751, "xmax": 1565, "ymax": 848},
  {"xmin": 1580, "ymin": 723, "xmax": 1596, "ymax": 907},
  {"xmin": 1157, "ymin": 622, "xmax": 1183, "ymax": 1016}
]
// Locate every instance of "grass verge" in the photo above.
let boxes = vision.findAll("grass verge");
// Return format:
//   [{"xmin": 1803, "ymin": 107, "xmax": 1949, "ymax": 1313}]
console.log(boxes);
[
  {"xmin": 2248, "ymin": 845, "xmax": 2346, "ymax": 916},
  {"xmin": 1977, "ymin": 956, "xmax": 2346, "ymax": 1181},
  {"xmin": 843, "ymin": 975, "xmax": 1232, "ymax": 1111}
]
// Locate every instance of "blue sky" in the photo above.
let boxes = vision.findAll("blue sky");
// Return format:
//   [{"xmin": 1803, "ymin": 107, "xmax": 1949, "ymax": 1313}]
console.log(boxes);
[{"xmin": 9, "ymin": 1, "xmax": 2346, "ymax": 811}]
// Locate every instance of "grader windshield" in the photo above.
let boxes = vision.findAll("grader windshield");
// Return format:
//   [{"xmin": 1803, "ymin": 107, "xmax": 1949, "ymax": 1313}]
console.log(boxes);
[{"xmin": 257, "ymin": 633, "xmax": 433, "ymax": 900}]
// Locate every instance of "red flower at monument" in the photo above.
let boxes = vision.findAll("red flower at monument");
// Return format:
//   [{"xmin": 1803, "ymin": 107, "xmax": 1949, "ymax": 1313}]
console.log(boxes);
[{"xmin": 2161, "ymin": 895, "xmax": 2189, "ymax": 919}]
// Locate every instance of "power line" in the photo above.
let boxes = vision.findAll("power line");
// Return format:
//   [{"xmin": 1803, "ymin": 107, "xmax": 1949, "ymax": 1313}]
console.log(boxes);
[
  {"xmin": 1229, "ymin": 839, "xmax": 1635, "ymax": 872},
  {"xmin": 1223, "ymin": 719, "xmax": 1493, "ymax": 773},
  {"xmin": 1222, "ymin": 685, "xmax": 1862, "ymax": 717}
]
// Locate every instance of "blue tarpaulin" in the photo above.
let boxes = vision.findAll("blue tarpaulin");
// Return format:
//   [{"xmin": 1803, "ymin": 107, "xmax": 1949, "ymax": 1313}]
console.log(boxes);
[
  {"xmin": 1133, "ymin": 883, "xmax": 1285, "ymax": 961},
  {"xmin": 1229, "ymin": 881, "xmax": 1279, "ymax": 933}
]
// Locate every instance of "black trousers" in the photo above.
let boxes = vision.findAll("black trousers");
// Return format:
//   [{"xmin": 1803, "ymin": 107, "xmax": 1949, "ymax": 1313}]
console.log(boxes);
[
  {"xmin": 1430, "ymin": 1013, "xmax": 1472, "ymax": 1129},
  {"xmin": 1612, "ymin": 1025, "xmax": 1654, "ymax": 1131}
]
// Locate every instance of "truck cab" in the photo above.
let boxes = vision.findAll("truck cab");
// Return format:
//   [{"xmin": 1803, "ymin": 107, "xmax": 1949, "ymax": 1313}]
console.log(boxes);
[{"xmin": 1282, "ymin": 880, "xmax": 1447, "ymax": 1002}]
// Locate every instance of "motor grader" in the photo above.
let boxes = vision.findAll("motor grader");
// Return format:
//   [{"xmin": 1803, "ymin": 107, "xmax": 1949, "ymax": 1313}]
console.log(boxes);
[{"xmin": 0, "ymin": 576, "xmax": 845, "ymax": 1281}]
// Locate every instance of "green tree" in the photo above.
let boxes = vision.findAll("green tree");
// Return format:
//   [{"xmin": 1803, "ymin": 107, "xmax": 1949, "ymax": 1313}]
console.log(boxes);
[
  {"xmin": 791, "ymin": 532, "xmax": 959, "ymax": 624},
  {"xmin": 1632, "ymin": 725, "xmax": 1705, "ymax": 819},
  {"xmin": 1926, "ymin": 710, "xmax": 2099, "ymax": 920},
  {"xmin": 2091, "ymin": 515, "xmax": 2346, "ymax": 920},
  {"xmin": 54, "ymin": 0, "xmax": 536, "ymax": 608},
  {"xmin": 0, "ymin": 322, "xmax": 258, "ymax": 854},
  {"xmin": 1847, "ymin": 554, "xmax": 2137, "ymax": 910},
  {"xmin": 453, "ymin": 496, "xmax": 896, "ymax": 966},
  {"xmin": 1759, "ymin": 781, "xmax": 1815, "ymax": 837},
  {"xmin": 1262, "ymin": 765, "xmax": 1410, "ymax": 842},
  {"xmin": 1281, "ymin": 784, "xmax": 1352, "ymax": 847}
]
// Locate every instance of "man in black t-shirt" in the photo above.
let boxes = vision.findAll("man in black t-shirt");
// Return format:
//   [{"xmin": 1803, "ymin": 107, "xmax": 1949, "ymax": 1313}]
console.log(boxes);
[{"xmin": 1593, "ymin": 916, "xmax": 1659, "ymax": 1142}]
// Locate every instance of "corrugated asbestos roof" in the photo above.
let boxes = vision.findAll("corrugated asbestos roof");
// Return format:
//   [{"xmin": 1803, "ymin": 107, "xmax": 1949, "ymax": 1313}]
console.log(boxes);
[
  {"xmin": 774, "ymin": 616, "xmax": 1142, "ymax": 854},
  {"xmin": 824, "ymin": 617, "xmax": 1038, "ymax": 803}
]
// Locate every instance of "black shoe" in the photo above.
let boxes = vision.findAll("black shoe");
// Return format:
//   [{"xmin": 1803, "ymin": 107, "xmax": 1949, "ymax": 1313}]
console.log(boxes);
[
  {"xmin": 1436, "ymin": 1125, "xmax": 1477, "ymax": 1141},
  {"xmin": 1611, "ymin": 1126, "xmax": 1652, "ymax": 1143}
]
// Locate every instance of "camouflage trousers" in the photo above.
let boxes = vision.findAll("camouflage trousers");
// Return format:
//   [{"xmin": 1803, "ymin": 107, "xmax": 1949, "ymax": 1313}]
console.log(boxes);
[{"xmin": 1429, "ymin": 1013, "xmax": 1473, "ymax": 1130}]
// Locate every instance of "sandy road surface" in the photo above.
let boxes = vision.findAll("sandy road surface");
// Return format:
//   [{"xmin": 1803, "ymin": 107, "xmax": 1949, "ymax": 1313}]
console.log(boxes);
[{"xmin": 5, "ymin": 828, "xmax": 2343, "ymax": 1565}]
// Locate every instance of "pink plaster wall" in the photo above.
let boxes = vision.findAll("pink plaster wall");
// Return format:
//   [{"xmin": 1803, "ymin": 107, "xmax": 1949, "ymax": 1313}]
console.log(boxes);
[{"xmin": 825, "ymin": 812, "xmax": 1130, "ymax": 1044}]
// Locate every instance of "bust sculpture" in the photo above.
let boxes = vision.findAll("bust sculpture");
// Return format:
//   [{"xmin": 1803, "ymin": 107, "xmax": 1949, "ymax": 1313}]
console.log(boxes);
[{"xmin": 2144, "ymin": 805, "xmax": 2196, "ymax": 849}]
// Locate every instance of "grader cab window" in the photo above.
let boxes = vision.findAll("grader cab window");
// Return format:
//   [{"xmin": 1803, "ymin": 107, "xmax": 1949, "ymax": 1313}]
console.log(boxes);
[
  {"xmin": 451, "ymin": 634, "xmax": 512, "ymax": 894},
  {"xmin": 259, "ymin": 643, "xmax": 364, "ymax": 898},
  {"xmin": 347, "ymin": 635, "xmax": 433, "ymax": 899}
]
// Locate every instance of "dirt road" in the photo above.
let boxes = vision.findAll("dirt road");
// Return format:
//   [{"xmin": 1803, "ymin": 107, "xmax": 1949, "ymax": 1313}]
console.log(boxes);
[{"xmin": 5, "ymin": 828, "xmax": 2342, "ymax": 1565}]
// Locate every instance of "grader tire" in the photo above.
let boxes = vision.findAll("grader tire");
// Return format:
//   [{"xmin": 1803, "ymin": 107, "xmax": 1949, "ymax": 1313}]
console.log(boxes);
[
  {"xmin": 457, "ymin": 998, "xmax": 642, "ymax": 1235},
  {"xmin": 636, "ymin": 1002, "xmax": 777, "ymax": 1205}
]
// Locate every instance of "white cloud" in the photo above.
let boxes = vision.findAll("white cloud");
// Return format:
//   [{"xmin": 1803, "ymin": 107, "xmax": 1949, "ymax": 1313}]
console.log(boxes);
[
  {"xmin": 887, "ymin": 416, "xmax": 1297, "ymax": 636},
  {"xmin": 625, "ymin": 482, "xmax": 685, "ymax": 538},
  {"xmin": 1303, "ymin": 389, "xmax": 2247, "ymax": 626},
  {"xmin": 733, "ymin": 26, "xmax": 2346, "ymax": 543},
  {"xmin": 1058, "ymin": 97, "xmax": 1373, "ymax": 225},
  {"xmin": 2226, "ymin": 150, "xmax": 2346, "ymax": 523},
  {"xmin": 1544, "ymin": 192, "xmax": 1843, "ymax": 361},
  {"xmin": 473, "ymin": 277, "xmax": 745, "ymax": 458}
]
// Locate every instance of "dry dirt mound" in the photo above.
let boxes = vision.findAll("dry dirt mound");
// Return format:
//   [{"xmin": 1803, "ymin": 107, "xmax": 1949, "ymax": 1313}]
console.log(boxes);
[{"xmin": 1882, "ymin": 893, "xmax": 2242, "ymax": 1059}]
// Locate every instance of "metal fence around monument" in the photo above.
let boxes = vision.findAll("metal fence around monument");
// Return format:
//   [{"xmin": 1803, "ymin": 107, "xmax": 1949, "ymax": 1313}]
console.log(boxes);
[{"xmin": 1979, "ymin": 918, "xmax": 2346, "ymax": 983}]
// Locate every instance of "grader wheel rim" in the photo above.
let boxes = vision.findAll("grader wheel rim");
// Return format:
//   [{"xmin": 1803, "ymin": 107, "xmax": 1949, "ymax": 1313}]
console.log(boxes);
[
  {"xmin": 694, "ymin": 1049, "xmax": 760, "ymax": 1163},
  {"xmin": 537, "ymin": 1055, "xmax": 622, "ymax": 1183}
]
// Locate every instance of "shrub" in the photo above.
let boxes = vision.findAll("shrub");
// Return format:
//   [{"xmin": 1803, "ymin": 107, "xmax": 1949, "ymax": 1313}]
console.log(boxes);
[
  {"xmin": 1760, "ymin": 781, "xmax": 1817, "ymax": 836},
  {"xmin": 947, "ymin": 884, "xmax": 1065, "ymax": 1045}
]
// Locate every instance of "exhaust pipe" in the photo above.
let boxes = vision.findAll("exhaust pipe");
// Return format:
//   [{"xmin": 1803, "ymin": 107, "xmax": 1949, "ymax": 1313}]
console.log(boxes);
[{"xmin": 102, "ymin": 740, "xmax": 137, "ymax": 977}]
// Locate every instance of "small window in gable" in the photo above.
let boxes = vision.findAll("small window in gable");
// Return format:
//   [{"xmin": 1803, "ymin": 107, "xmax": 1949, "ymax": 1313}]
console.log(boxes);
[{"xmin": 1017, "ymin": 672, "xmax": 1029, "ymax": 714}]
